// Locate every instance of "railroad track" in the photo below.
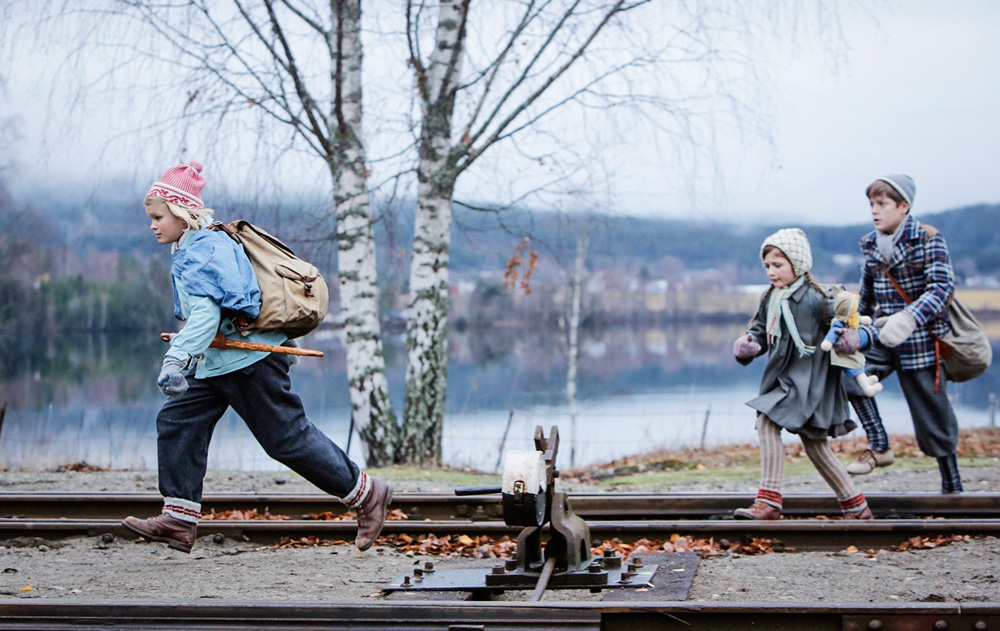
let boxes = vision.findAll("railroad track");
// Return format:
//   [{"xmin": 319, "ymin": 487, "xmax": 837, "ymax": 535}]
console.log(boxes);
[
  {"xmin": 1, "ymin": 600, "xmax": 998, "ymax": 630},
  {"xmin": 2, "ymin": 492, "xmax": 999, "ymax": 551},
  {"xmin": 4, "ymin": 491, "xmax": 999, "ymax": 520},
  {"xmin": 3, "ymin": 493, "xmax": 999, "ymax": 629}
]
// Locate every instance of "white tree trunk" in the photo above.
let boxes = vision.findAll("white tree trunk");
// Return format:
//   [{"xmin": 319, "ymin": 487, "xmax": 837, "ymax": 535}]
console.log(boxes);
[
  {"xmin": 331, "ymin": 0, "xmax": 396, "ymax": 466},
  {"xmin": 566, "ymin": 235, "xmax": 588, "ymax": 469},
  {"xmin": 402, "ymin": 0, "xmax": 467, "ymax": 466}
]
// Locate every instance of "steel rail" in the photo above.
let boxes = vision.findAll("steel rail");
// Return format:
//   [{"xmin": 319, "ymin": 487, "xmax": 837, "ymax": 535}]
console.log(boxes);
[
  {"xmin": 3, "ymin": 491, "xmax": 999, "ymax": 520},
  {"xmin": 2, "ymin": 516, "xmax": 998, "ymax": 551},
  {"xmin": 0, "ymin": 600, "xmax": 998, "ymax": 630}
]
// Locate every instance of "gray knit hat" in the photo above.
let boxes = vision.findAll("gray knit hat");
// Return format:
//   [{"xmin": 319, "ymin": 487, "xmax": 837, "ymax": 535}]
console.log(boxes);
[
  {"xmin": 761, "ymin": 228, "xmax": 812, "ymax": 277},
  {"xmin": 876, "ymin": 174, "xmax": 916, "ymax": 208}
]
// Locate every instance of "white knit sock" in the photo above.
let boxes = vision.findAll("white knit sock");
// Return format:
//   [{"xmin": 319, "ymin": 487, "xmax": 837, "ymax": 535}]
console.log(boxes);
[
  {"xmin": 342, "ymin": 471, "xmax": 371, "ymax": 507},
  {"xmin": 163, "ymin": 497, "xmax": 201, "ymax": 523}
]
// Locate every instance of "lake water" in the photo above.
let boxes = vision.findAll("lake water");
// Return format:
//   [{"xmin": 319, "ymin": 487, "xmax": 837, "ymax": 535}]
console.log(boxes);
[{"xmin": 1, "ymin": 324, "xmax": 997, "ymax": 473}]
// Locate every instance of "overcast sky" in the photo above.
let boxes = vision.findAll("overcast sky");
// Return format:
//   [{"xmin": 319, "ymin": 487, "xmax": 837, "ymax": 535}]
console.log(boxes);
[
  {"xmin": 698, "ymin": 0, "xmax": 1000, "ymax": 225},
  {"xmin": 3, "ymin": 0, "xmax": 999, "ymax": 226}
]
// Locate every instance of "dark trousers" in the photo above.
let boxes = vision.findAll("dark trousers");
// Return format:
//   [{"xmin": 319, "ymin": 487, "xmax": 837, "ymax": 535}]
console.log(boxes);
[
  {"xmin": 156, "ymin": 353, "xmax": 360, "ymax": 503},
  {"xmin": 846, "ymin": 340, "xmax": 959, "ymax": 458}
]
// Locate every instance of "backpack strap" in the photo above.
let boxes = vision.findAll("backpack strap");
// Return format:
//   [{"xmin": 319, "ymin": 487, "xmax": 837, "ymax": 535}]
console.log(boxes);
[{"xmin": 208, "ymin": 220, "xmax": 241, "ymax": 243}]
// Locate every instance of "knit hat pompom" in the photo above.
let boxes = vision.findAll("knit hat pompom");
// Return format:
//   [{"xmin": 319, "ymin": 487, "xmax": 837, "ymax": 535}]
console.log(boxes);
[
  {"xmin": 146, "ymin": 161, "xmax": 206, "ymax": 210},
  {"xmin": 761, "ymin": 228, "xmax": 812, "ymax": 277}
]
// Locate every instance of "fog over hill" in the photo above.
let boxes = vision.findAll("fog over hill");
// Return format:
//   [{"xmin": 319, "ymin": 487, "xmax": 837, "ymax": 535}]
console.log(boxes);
[{"xmin": 8, "ymin": 185, "xmax": 1000, "ymax": 287}]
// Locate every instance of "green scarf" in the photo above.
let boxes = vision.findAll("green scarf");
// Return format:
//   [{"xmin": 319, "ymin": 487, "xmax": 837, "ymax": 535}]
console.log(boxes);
[{"xmin": 765, "ymin": 275, "xmax": 815, "ymax": 358}]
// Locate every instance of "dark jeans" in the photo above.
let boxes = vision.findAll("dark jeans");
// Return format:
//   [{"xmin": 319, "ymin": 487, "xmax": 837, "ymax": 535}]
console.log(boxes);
[
  {"xmin": 156, "ymin": 353, "xmax": 360, "ymax": 503},
  {"xmin": 846, "ymin": 340, "xmax": 959, "ymax": 458}
]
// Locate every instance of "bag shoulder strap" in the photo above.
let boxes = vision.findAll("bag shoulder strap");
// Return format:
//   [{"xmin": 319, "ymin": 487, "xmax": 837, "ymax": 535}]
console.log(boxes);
[
  {"xmin": 208, "ymin": 220, "xmax": 241, "ymax": 243},
  {"xmin": 882, "ymin": 259, "xmax": 947, "ymax": 391},
  {"xmin": 920, "ymin": 223, "xmax": 939, "ymax": 238},
  {"xmin": 882, "ymin": 266, "xmax": 912, "ymax": 303}
]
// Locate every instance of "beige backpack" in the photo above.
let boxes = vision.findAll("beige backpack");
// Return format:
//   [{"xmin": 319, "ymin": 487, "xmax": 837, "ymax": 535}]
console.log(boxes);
[{"xmin": 210, "ymin": 220, "xmax": 329, "ymax": 339}]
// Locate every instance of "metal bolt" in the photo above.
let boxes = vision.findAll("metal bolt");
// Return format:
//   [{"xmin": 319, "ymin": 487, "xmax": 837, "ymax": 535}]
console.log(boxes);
[
  {"xmin": 631, "ymin": 557, "xmax": 643, "ymax": 567},
  {"xmin": 973, "ymin": 621, "xmax": 987, "ymax": 631},
  {"xmin": 505, "ymin": 558, "xmax": 518, "ymax": 571},
  {"xmin": 934, "ymin": 621, "xmax": 948, "ymax": 631},
  {"xmin": 213, "ymin": 533, "xmax": 225, "ymax": 544},
  {"xmin": 867, "ymin": 621, "xmax": 883, "ymax": 630},
  {"xmin": 402, "ymin": 575, "xmax": 411, "ymax": 587},
  {"xmin": 414, "ymin": 568, "xmax": 424, "ymax": 577},
  {"xmin": 603, "ymin": 548, "xmax": 616, "ymax": 557},
  {"xmin": 492, "ymin": 563, "xmax": 506, "ymax": 574},
  {"xmin": 100, "ymin": 533, "xmax": 114, "ymax": 544},
  {"xmin": 627, "ymin": 562, "xmax": 638, "ymax": 573},
  {"xmin": 424, "ymin": 561, "xmax": 435, "ymax": 571},
  {"xmin": 589, "ymin": 562, "xmax": 602, "ymax": 573},
  {"xmin": 618, "ymin": 574, "xmax": 632, "ymax": 584}
]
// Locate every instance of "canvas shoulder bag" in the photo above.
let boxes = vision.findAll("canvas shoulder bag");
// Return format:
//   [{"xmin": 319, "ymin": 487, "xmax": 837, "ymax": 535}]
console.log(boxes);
[
  {"xmin": 210, "ymin": 220, "xmax": 329, "ymax": 339},
  {"xmin": 883, "ymin": 224, "xmax": 992, "ymax": 383}
]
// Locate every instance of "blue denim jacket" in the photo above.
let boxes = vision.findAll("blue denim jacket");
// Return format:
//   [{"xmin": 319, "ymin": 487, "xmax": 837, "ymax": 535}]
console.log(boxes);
[{"xmin": 165, "ymin": 228, "xmax": 287, "ymax": 378}]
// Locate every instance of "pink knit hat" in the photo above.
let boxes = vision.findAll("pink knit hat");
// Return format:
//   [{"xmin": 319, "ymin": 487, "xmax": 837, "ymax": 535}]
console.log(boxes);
[{"xmin": 146, "ymin": 161, "xmax": 206, "ymax": 209}]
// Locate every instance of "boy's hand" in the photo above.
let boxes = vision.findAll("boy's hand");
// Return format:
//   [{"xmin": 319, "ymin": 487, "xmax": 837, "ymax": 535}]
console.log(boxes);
[
  {"xmin": 876, "ymin": 311, "xmax": 917, "ymax": 348},
  {"xmin": 733, "ymin": 333, "xmax": 761, "ymax": 360},
  {"xmin": 157, "ymin": 357, "xmax": 189, "ymax": 397}
]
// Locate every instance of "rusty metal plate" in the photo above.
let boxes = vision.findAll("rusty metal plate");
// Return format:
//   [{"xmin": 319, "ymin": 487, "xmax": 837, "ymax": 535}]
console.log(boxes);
[
  {"xmin": 843, "ymin": 615, "xmax": 1000, "ymax": 631},
  {"xmin": 384, "ymin": 564, "xmax": 658, "ymax": 593}
]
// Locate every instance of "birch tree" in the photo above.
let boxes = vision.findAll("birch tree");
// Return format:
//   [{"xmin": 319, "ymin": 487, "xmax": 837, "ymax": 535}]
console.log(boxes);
[
  {"xmin": 7, "ymin": 1, "xmax": 398, "ymax": 464},
  {"xmin": 399, "ymin": 0, "xmax": 840, "ymax": 464},
  {"xmin": 401, "ymin": 0, "xmax": 645, "ymax": 465}
]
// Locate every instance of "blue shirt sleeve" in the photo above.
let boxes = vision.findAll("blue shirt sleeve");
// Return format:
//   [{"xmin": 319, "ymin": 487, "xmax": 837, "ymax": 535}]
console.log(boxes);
[{"xmin": 165, "ymin": 289, "xmax": 222, "ymax": 363}]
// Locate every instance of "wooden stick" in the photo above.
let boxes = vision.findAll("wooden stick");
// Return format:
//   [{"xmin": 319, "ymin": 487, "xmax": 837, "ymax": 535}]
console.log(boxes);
[{"xmin": 159, "ymin": 333, "xmax": 324, "ymax": 357}]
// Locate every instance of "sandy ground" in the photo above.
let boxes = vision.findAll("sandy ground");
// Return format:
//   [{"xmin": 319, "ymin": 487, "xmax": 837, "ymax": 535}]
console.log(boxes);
[{"xmin": 2, "ymin": 461, "xmax": 999, "ymax": 604}]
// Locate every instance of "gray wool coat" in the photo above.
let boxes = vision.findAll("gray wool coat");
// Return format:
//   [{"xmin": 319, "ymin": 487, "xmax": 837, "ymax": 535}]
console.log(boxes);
[{"xmin": 739, "ymin": 282, "xmax": 856, "ymax": 440}]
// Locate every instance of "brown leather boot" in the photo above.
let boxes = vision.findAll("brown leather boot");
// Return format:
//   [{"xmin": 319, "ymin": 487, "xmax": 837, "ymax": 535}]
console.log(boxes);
[
  {"xmin": 733, "ymin": 502, "xmax": 783, "ymax": 520},
  {"xmin": 122, "ymin": 513, "xmax": 197, "ymax": 553},
  {"xmin": 842, "ymin": 505, "xmax": 874, "ymax": 520},
  {"xmin": 355, "ymin": 477, "xmax": 393, "ymax": 551}
]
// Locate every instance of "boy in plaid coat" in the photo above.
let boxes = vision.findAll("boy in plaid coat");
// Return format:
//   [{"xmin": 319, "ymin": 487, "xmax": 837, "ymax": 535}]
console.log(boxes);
[{"xmin": 834, "ymin": 174, "xmax": 963, "ymax": 492}]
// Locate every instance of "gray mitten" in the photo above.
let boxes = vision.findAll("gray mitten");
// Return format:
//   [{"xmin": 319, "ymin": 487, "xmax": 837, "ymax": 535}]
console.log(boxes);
[
  {"xmin": 157, "ymin": 356, "xmax": 189, "ymax": 397},
  {"xmin": 876, "ymin": 311, "xmax": 917, "ymax": 348},
  {"xmin": 733, "ymin": 333, "xmax": 761, "ymax": 360}
]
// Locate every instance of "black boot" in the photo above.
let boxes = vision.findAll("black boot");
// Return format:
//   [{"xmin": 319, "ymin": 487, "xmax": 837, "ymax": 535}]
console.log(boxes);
[{"xmin": 937, "ymin": 454, "xmax": 963, "ymax": 493}]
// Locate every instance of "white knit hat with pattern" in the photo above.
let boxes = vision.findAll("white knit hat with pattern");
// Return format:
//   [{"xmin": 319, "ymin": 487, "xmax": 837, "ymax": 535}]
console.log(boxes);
[{"xmin": 761, "ymin": 228, "xmax": 812, "ymax": 277}]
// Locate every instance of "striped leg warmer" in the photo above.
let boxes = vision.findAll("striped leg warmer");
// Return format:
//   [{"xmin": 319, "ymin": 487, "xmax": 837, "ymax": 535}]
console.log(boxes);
[
  {"xmin": 838, "ymin": 493, "xmax": 870, "ymax": 516},
  {"xmin": 757, "ymin": 414, "xmax": 784, "ymax": 503},
  {"xmin": 801, "ymin": 436, "xmax": 860, "ymax": 502}
]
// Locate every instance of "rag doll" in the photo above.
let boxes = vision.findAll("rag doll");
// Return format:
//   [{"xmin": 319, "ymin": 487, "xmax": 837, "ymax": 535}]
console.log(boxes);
[{"xmin": 821, "ymin": 290, "xmax": 883, "ymax": 397}]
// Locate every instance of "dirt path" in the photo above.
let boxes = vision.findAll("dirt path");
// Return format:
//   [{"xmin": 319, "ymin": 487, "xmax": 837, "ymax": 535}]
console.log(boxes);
[{"xmin": 2, "ymin": 458, "xmax": 999, "ymax": 604}]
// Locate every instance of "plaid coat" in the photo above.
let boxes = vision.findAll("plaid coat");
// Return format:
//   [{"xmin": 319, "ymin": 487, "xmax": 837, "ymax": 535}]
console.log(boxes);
[{"xmin": 857, "ymin": 215, "xmax": 954, "ymax": 371}]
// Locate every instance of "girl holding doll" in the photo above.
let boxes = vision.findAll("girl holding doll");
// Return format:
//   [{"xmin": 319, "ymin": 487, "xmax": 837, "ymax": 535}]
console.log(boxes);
[{"xmin": 732, "ymin": 228, "xmax": 872, "ymax": 520}]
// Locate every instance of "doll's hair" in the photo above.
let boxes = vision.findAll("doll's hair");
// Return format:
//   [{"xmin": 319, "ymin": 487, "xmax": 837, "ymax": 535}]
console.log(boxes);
[{"xmin": 144, "ymin": 196, "xmax": 214, "ymax": 231}]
